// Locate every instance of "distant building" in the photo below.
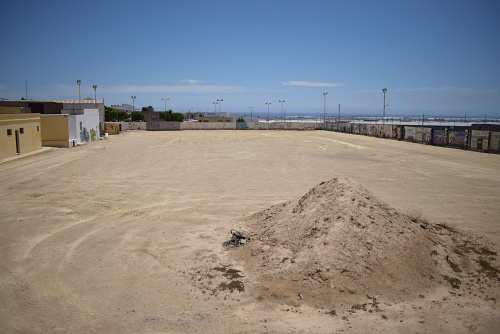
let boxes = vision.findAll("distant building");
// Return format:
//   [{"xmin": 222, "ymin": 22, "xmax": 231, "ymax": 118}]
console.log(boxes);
[
  {"xmin": 185, "ymin": 111, "xmax": 233, "ymax": 122},
  {"xmin": 110, "ymin": 103, "xmax": 134, "ymax": 113},
  {"xmin": 141, "ymin": 109, "xmax": 163, "ymax": 122}
]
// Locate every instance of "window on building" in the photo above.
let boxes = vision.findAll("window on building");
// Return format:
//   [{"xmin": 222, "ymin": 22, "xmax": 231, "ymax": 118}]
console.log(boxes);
[
  {"xmin": 37, "ymin": 126, "xmax": 40, "ymax": 132},
  {"xmin": 7, "ymin": 129, "xmax": 12, "ymax": 136},
  {"xmin": 80, "ymin": 122, "xmax": 82, "ymax": 131},
  {"xmin": 20, "ymin": 128, "xmax": 24, "ymax": 134}
]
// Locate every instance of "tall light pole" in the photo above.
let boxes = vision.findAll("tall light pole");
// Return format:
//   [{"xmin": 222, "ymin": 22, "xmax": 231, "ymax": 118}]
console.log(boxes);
[
  {"xmin": 161, "ymin": 98, "xmax": 170, "ymax": 121},
  {"xmin": 131, "ymin": 96, "xmax": 136, "ymax": 113},
  {"xmin": 382, "ymin": 88, "xmax": 387, "ymax": 137},
  {"xmin": 92, "ymin": 85, "xmax": 97, "ymax": 108},
  {"xmin": 161, "ymin": 98, "xmax": 170, "ymax": 112},
  {"xmin": 213, "ymin": 101, "xmax": 218, "ymax": 112},
  {"xmin": 217, "ymin": 99, "xmax": 223, "ymax": 113},
  {"xmin": 77, "ymin": 80, "xmax": 81, "ymax": 100},
  {"xmin": 279, "ymin": 100, "xmax": 285, "ymax": 122},
  {"xmin": 266, "ymin": 102, "xmax": 271, "ymax": 123},
  {"xmin": 323, "ymin": 92, "xmax": 328, "ymax": 129},
  {"xmin": 248, "ymin": 106, "xmax": 254, "ymax": 122},
  {"xmin": 338, "ymin": 104, "xmax": 341, "ymax": 132}
]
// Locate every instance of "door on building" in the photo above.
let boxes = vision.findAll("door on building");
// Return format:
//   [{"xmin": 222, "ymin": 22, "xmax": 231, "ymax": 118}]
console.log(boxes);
[
  {"xmin": 15, "ymin": 130, "xmax": 20, "ymax": 154},
  {"xmin": 477, "ymin": 138, "xmax": 483, "ymax": 150}
]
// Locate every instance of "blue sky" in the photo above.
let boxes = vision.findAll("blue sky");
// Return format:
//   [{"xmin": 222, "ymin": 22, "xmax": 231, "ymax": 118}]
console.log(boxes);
[{"xmin": 1, "ymin": 0, "xmax": 499, "ymax": 117}]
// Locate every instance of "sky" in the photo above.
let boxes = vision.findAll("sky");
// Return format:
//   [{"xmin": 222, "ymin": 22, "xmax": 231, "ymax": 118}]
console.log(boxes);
[{"xmin": 1, "ymin": 0, "xmax": 500, "ymax": 118}]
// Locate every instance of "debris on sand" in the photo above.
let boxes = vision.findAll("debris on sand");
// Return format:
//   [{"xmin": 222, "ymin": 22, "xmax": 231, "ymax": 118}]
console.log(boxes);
[{"xmin": 222, "ymin": 229, "xmax": 251, "ymax": 248}]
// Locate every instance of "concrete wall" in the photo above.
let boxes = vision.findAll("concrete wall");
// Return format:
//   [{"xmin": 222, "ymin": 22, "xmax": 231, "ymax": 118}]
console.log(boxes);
[
  {"xmin": 120, "ymin": 122, "xmax": 147, "ymax": 130},
  {"xmin": 148, "ymin": 122, "xmax": 181, "ymax": 131},
  {"xmin": 489, "ymin": 132, "xmax": 500, "ymax": 151},
  {"xmin": 179, "ymin": 122, "xmax": 233, "ymax": 130},
  {"xmin": 470, "ymin": 130, "xmax": 490, "ymax": 151},
  {"xmin": 448, "ymin": 130, "xmax": 467, "ymax": 148},
  {"xmin": 76, "ymin": 109, "xmax": 100, "ymax": 144},
  {"xmin": 0, "ymin": 113, "xmax": 42, "ymax": 159},
  {"xmin": 415, "ymin": 127, "xmax": 432, "ymax": 144},
  {"xmin": 432, "ymin": 129, "xmax": 447, "ymax": 146},
  {"xmin": 246, "ymin": 122, "xmax": 320, "ymax": 130},
  {"xmin": 404, "ymin": 127, "xmax": 416, "ymax": 142},
  {"xmin": 142, "ymin": 121, "xmax": 324, "ymax": 131},
  {"xmin": 0, "ymin": 106, "xmax": 23, "ymax": 114},
  {"xmin": 106, "ymin": 123, "xmax": 121, "ymax": 135}
]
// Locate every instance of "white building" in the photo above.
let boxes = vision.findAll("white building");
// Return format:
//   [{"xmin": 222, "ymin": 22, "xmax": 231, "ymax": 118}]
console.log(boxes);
[{"xmin": 110, "ymin": 104, "xmax": 134, "ymax": 113}]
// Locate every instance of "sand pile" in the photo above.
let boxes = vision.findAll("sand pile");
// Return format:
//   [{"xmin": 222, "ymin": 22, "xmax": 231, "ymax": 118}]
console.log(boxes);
[{"xmin": 233, "ymin": 177, "xmax": 499, "ymax": 308}]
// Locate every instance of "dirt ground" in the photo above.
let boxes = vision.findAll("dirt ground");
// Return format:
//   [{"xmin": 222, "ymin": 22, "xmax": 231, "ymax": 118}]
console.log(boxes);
[{"xmin": 0, "ymin": 130, "xmax": 499, "ymax": 333}]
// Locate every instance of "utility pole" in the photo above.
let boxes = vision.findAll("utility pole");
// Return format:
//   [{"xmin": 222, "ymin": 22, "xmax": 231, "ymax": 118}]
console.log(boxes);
[
  {"xmin": 279, "ymin": 100, "xmax": 285, "ymax": 122},
  {"xmin": 93, "ymin": 85, "xmax": 97, "ymax": 108},
  {"xmin": 338, "ymin": 104, "xmax": 341, "ymax": 132},
  {"xmin": 323, "ymin": 92, "xmax": 328, "ymax": 130},
  {"xmin": 217, "ymin": 99, "xmax": 223, "ymax": 113},
  {"xmin": 266, "ymin": 102, "xmax": 271, "ymax": 129},
  {"xmin": 382, "ymin": 88, "xmax": 387, "ymax": 137},
  {"xmin": 248, "ymin": 106, "xmax": 254, "ymax": 122}
]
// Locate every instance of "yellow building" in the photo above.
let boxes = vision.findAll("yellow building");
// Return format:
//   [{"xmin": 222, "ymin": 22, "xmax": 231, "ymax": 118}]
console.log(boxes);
[
  {"xmin": 105, "ymin": 122, "xmax": 121, "ymax": 135},
  {"xmin": 40, "ymin": 115, "xmax": 73, "ymax": 147},
  {"xmin": 0, "ymin": 108, "xmax": 42, "ymax": 160}
]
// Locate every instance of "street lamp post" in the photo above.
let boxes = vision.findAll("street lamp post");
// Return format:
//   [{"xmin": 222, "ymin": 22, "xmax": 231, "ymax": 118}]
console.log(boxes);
[
  {"xmin": 323, "ymin": 92, "xmax": 328, "ymax": 130},
  {"xmin": 279, "ymin": 100, "xmax": 285, "ymax": 122},
  {"xmin": 382, "ymin": 88, "xmax": 388, "ymax": 137},
  {"xmin": 213, "ymin": 101, "xmax": 218, "ymax": 112},
  {"xmin": 248, "ymin": 106, "xmax": 254, "ymax": 123},
  {"xmin": 266, "ymin": 103, "xmax": 271, "ymax": 123},
  {"xmin": 161, "ymin": 98, "xmax": 170, "ymax": 121},
  {"xmin": 92, "ymin": 85, "xmax": 97, "ymax": 108},
  {"xmin": 77, "ymin": 80, "xmax": 81, "ymax": 100},
  {"xmin": 338, "ymin": 104, "xmax": 341, "ymax": 132},
  {"xmin": 217, "ymin": 99, "xmax": 223, "ymax": 113},
  {"xmin": 131, "ymin": 96, "xmax": 136, "ymax": 113}
]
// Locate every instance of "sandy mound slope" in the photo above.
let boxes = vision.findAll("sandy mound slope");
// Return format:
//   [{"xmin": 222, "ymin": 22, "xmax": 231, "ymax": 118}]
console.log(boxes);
[{"xmin": 232, "ymin": 177, "xmax": 499, "ymax": 308}]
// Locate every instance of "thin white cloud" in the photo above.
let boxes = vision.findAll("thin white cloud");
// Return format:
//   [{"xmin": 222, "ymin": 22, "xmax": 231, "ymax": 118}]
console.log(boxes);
[
  {"xmin": 179, "ymin": 79, "xmax": 202, "ymax": 85},
  {"xmin": 282, "ymin": 80, "xmax": 342, "ymax": 88}
]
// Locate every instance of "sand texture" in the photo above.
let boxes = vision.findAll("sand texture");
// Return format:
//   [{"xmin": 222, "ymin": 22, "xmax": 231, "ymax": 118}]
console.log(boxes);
[{"xmin": 0, "ymin": 130, "xmax": 499, "ymax": 333}]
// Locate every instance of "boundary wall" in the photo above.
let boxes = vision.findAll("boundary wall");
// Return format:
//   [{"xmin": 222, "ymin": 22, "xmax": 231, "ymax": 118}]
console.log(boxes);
[
  {"xmin": 120, "ymin": 120, "xmax": 498, "ymax": 153},
  {"xmin": 144, "ymin": 122, "xmax": 322, "ymax": 131},
  {"xmin": 326, "ymin": 121, "xmax": 499, "ymax": 153}
]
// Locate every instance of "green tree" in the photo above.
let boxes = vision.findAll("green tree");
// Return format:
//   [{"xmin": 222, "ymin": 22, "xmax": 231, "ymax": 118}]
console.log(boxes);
[
  {"xmin": 130, "ymin": 111, "xmax": 145, "ymax": 121},
  {"xmin": 105, "ymin": 106, "xmax": 118, "ymax": 122},
  {"xmin": 116, "ymin": 110, "xmax": 130, "ymax": 121},
  {"xmin": 142, "ymin": 106, "xmax": 154, "ymax": 112},
  {"xmin": 163, "ymin": 109, "xmax": 184, "ymax": 122},
  {"xmin": 105, "ymin": 106, "xmax": 131, "ymax": 122}
]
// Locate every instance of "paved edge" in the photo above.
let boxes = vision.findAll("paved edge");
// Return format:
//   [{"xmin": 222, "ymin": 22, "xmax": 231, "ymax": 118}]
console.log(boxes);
[{"xmin": 0, "ymin": 147, "xmax": 54, "ymax": 165}]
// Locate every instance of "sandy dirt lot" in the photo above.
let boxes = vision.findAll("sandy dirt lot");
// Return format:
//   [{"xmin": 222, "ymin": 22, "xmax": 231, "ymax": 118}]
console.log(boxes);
[{"xmin": 0, "ymin": 130, "xmax": 499, "ymax": 333}]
